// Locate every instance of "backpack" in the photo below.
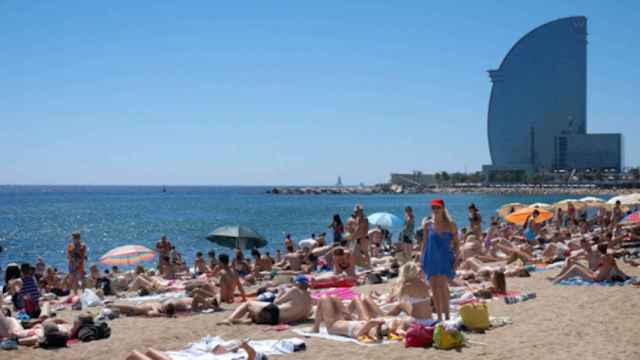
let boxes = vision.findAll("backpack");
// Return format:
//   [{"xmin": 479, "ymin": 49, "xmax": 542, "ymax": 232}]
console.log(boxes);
[
  {"xmin": 77, "ymin": 325, "xmax": 98, "ymax": 342},
  {"xmin": 95, "ymin": 320, "xmax": 111, "ymax": 339},
  {"xmin": 433, "ymin": 323, "xmax": 464, "ymax": 350},
  {"xmin": 39, "ymin": 332, "xmax": 69, "ymax": 348},
  {"xmin": 404, "ymin": 324, "xmax": 434, "ymax": 348}
]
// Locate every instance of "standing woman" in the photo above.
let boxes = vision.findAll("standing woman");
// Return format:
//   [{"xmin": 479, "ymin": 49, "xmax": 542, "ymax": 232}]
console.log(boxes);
[
  {"xmin": 400, "ymin": 207, "xmax": 415, "ymax": 260},
  {"xmin": 67, "ymin": 232, "xmax": 87, "ymax": 295},
  {"xmin": 329, "ymin": 214, "xmax": 344, "ymax": 245},
  {"xmin": 468, "ymin": 204, "xmax": 482, "ymax": 239},
  {"xmin": 420, "ymin": 199, "xmax": 459, "ymax": 321}
]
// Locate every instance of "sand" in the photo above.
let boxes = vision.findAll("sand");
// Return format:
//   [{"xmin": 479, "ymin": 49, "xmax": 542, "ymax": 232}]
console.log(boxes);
[{"xmin": 8, "ymin": 265, "xmax": 640, "ymax": 360}]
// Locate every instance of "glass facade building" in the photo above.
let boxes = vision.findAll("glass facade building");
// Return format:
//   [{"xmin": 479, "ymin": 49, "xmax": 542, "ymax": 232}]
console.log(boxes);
[{"xmin": 483, "ymin": 17, "xmax": 622, "ymax": 179}]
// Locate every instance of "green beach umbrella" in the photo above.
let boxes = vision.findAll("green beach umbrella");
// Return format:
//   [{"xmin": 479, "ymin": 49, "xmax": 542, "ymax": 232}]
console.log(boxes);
[{"xmin": 206, "ymin": 225, "xmax": 267, "ymax": 250}]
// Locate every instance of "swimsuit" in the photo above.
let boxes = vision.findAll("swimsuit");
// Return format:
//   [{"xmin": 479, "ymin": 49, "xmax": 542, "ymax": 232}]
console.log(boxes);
[{"xmin": 256, "ymin": 304, "xmax": 280, "ymax": 325}]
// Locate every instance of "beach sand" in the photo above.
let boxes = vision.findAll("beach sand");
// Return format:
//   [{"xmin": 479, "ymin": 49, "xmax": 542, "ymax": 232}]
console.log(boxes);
[{"xmin": 10, "ymin": 265, "xmax": 640, "ymax": 360}]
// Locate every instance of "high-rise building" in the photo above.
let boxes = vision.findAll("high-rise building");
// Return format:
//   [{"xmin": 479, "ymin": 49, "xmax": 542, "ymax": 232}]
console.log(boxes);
[{"xmin": 482, "ymin": 16, "xmax": 622, "ymax": 181}]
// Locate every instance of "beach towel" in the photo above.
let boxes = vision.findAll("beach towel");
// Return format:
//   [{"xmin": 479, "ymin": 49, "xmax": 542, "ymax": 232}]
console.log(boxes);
[
  {"xmin": 556, "ymin": 276, "xmax": 639, "ymax": 287},
  {"xmin": 124, "ymin": 291, "xmax": 187, "ymax": 303},
  {"xmin": 292, "ymin": 326, "xmax": 395, "ymax": 346},
  {"xmin": 311, "ymin": 287, "xmax": 359, "ymax": 301},
  {"xmin": 164, "ymin": 336, "xmax": 304, "ymax": 360}
]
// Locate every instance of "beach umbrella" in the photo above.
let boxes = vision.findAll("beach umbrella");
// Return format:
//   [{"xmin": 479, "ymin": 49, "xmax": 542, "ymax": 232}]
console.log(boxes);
[
  {"xmin": 620, "ymin": 211, "xmax": 640, "ymax": 225},
  {"xmin": 368, "ymin": 212, "xmax": 402, "ymax": 229},
  {"xmin": 552, "ymin": 199, "xmax": 587, "ymax": 211},
  {"xmin": 206, "ymin": 225, "xmax": 267, "ymax": 250},
  {"xmin": 99, "ymin": 245, "xmax": 155, "ymax": 266},
  {"xmin": 579, "ymin": 196, "xmax": 611, "ymax": 209},
  {"xmin": 505, "ymin": 207, "xmax": 553, "ymax": 226},
  {"xmin": 527, "ymin": 203, "xmax": 553, "ymax": 211},
  {"xmin": 496, "ymin": 203, "xmax": 526, "ymax": 218},
  {"xmin": 607, "ymin": 193, "xmax": 640, "ymax": 206}
]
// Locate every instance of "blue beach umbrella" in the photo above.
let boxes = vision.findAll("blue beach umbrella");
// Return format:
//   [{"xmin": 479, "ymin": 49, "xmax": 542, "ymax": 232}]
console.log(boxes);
[{"xmin": 368, "ymin": 212, "xmax": 402, "ymax": 229}]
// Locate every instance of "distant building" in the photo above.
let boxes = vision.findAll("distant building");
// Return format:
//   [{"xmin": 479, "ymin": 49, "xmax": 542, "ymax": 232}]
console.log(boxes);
[
  {"xmin": 390, "ymin": 171, "xmax": 435, "ymax": 187},
  {"xmin": 483, "ymin": 16, "xmax": 622, "ymax": 181}
]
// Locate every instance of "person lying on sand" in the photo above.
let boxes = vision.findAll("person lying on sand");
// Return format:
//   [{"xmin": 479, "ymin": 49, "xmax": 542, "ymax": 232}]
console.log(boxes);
[
  {"xmin": 125, "ymin": 347, "xmax": 173, "ymax": 360},
  {"xmin": 208, "ymin": 253, "xmax": 247, "ymax": 303},
  {"xmin": 109, "ymin": 292, "xmax": 220, "ymax": 317},
  {"xmin": 128, "ymin": 274, "xmax": 173, "ymax": 294},
  {"xmin": 311, "ymin": 295, "xmax": 385, "ymax": 341},
  {"xmin": 219, "ymin": 275, "xmax": 312, "ymax": 325},
  {"xmin": 1, "ymin": 306, "xmax": 76, "ymax": 347}
]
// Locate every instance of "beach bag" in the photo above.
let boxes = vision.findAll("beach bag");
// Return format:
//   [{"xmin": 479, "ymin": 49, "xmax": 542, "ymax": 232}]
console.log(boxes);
[
  {"xmin": 367, "ymin": 273, "xmax": 383, "ymax": 285},
  {"xmin": 404, "ymin": 324, "xmax": 434, "ymax": 348},
  {"xmin": 433, "ymin": 324, "xmax": 464, "ymax": 350},
  {"xmin": 459, "ymin": 303, "xmax": 490, "ymax": 331},
  {"xmin": 80, "ymin": 289, "xmax": 103, "ymax": 308},
  {"xmin": 40, "ymin": 332, "xmax": 69, "ymax": 349}
]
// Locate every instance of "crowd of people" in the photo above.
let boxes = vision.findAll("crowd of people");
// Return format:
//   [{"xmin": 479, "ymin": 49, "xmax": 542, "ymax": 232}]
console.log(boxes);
[{"xmin": 1, "ymin": 197, "xmax": 639, "ymax": 354}]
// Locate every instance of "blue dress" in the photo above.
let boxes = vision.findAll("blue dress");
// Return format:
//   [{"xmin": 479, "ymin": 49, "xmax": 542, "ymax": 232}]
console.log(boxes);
[{"xmin": 421, "ymin": 223, "xmax": 455, "ymax": 280}]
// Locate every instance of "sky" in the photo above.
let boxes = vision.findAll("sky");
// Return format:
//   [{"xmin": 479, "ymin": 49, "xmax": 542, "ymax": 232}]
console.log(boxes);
[{"xmin": 1, "ymin": 1, "xmax": 638, "ymax": 186}]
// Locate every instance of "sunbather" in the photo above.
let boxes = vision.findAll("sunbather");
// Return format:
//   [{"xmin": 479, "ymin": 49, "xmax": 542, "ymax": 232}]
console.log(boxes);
[
  {"xmin": 220, "ymin": 275, "xmax": 312, "ymax": 325},
  {"xmin": 311, "ymin": 295, "xmax": 385, "ymax": 340}
]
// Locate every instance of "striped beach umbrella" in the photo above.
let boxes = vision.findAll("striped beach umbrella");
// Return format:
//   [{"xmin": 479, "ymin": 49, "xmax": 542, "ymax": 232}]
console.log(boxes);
[
  {"xmin": 100, "ymin": 245, "xmax": 156, "ymax": 266},
  {"xmin": 620, "ymin": 211, "xmax": 640, "ymax": 225}
]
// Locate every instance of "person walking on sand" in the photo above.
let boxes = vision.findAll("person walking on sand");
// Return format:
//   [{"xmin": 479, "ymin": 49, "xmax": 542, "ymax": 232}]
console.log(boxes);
[
  {"xmin": 420, "ymin": 199, "xmax": 459, "ymax": 321},
  {"xmin": 329, "ymin": 214, "xmax": 345, "ymax": 245},
  {"xmin": 400, "ymin": 207, "xmax": 415, "ymax": 260},
  {"xmin": 67, "ymin": 232, "xmax": 87, "ymax": 294}
]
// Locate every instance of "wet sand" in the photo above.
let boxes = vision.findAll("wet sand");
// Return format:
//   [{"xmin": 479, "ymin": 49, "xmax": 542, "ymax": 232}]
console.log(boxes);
[{"xmin": 10, "ymin": 265, "xmax": 640, "ymax": 360}]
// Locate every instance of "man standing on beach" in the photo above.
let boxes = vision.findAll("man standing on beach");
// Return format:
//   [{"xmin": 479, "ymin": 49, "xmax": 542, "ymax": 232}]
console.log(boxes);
[
  {"xmin": 66, "ymin": 232, "xmax": 87, "ymax": 294},
  {"xmin": 155, "ymin": 235, "xmax": 172, "ymax": 276}
]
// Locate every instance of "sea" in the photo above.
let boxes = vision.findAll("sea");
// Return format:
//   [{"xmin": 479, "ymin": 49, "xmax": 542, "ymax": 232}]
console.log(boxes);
[{"xmin": 0, "ymin": 185, "xmax": 601, "ymax": 278}]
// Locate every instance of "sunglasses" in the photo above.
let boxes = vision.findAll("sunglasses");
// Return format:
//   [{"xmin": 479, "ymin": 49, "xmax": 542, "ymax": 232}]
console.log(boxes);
[{"xmin": 431, "ymin": 206, "xmax": 442, "ymax": 210}]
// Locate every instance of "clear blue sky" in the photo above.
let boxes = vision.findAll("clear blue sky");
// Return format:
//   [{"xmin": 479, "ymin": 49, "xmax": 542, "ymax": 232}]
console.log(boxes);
[{"xmin": 1, "ymin": 1, "xmax": 638, "ymax": 185}]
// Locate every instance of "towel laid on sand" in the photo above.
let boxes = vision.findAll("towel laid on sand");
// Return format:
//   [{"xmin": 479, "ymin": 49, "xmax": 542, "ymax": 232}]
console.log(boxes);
[
  {"xmin": 556, "ymin": 276, "xmax": 640, "ymax": 287},
  {"xmin": 292, "ymin": 326, "xmax": 395, "ymax": 346},
  {"xmin": 311, "ymin": 287, "xmax": 359, "ymax": 301},
  {"xmin": 124, "ymin": 291, "xmax": 187, "ymax": 303},
  {"xmin": 165, "ymin": 336, "xmax": 304, "ymax": 360}
]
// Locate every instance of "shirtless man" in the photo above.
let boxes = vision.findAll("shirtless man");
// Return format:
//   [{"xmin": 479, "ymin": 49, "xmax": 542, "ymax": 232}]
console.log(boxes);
[
  {"xmin": 311, "ymin": 295, "xmax": 385, "ymax": 340},
  {"xmin": 252, "ymin": 250, "xmax": 273, "ymax": 273},
  {"xmin": 220, "ymin": 275, "xmax": 312, "ymax": 325},
  {"xmin": 330, "ymin": 246, "xmax": 355, "ymax": 276},
  {"xmin": 208, "ymin": 253, "xmax": 247, "ymax": 303},
  {"xmin": 275, "ymin": 251, "xmax": 303, "ymax": 272},
  {"xmin": 194, "ymin": 252, "xmax": 210, "ymax": 275},
  {"xmin": 284, "ymin": 234, "xmax": 295, "ymax": 253}
]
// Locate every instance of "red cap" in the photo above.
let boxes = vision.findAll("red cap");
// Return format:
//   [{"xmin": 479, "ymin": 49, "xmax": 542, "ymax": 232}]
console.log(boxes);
[{"xmin": 431, "ymin": 199, "xmax": 445, "ymax": 207}]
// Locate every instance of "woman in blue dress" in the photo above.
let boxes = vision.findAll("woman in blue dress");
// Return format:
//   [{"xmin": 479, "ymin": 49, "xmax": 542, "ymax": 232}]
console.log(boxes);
[{"xmin": 420, "ymin": 199, "xmax": 460, "ymax": 321}]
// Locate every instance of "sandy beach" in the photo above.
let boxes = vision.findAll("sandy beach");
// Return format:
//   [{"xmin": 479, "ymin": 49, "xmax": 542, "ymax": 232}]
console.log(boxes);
[{"xmin": 9, "ymin": 264, "xmax": 640, "ymax": 360}]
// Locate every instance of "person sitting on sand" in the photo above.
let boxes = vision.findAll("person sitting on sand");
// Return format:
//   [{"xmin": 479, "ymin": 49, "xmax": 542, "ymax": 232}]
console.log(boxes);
[
  {"xmin": 252, "ymin": 249, "xmax": 273, "ymax": 273},
  {"xmin": 329, "ymin": 246, "xmax": 355, "ymax": 276},
  {"xmin": 274, "ymin": 250, "xmax": 304, "ymax": 272},
  {"xmin": 208, "ymin": 253, "xmax": 247, "ymax": 303},
  {"xmin": 551, "ymin": 244, "xmax": 630, "ymax": 284},
  {"xmin": 232, "ymin": 249, "xmax": 252, "ymax": 278},
  {"xmin": 193, "ymin": 251, "xmax": 210, "ymax": 275},
  {"xmin": 220, "ymin": 275, "xmax": 312, "ymax": 325},
  {"xmin": 382, "ymin": 262, "xmax": 433, "ymax": 325},
  {"xmin": 311, "ymin": 295, "xmax": 385, "ymax": 341}
]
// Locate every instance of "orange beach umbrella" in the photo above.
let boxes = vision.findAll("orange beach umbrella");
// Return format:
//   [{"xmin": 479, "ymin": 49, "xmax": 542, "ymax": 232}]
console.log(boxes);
[
  {"xmin": 504, "ymin": 207, "xmax": 553, "ymax": 226},
  {"xmin": 100, "ymin": 245, "xmax": 155, "ymax": 266}
]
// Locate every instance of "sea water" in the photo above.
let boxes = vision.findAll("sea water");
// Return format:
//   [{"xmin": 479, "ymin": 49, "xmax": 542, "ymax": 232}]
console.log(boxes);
[{"xmin": 0, "ymin": 185, "xmax": 588, "ymax": 276}]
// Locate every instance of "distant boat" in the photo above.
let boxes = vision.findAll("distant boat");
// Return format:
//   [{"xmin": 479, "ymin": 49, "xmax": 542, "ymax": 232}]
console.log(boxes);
[{"xmin": 162, "ymin": 186, "xmax": 167, "ymax": 193}]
